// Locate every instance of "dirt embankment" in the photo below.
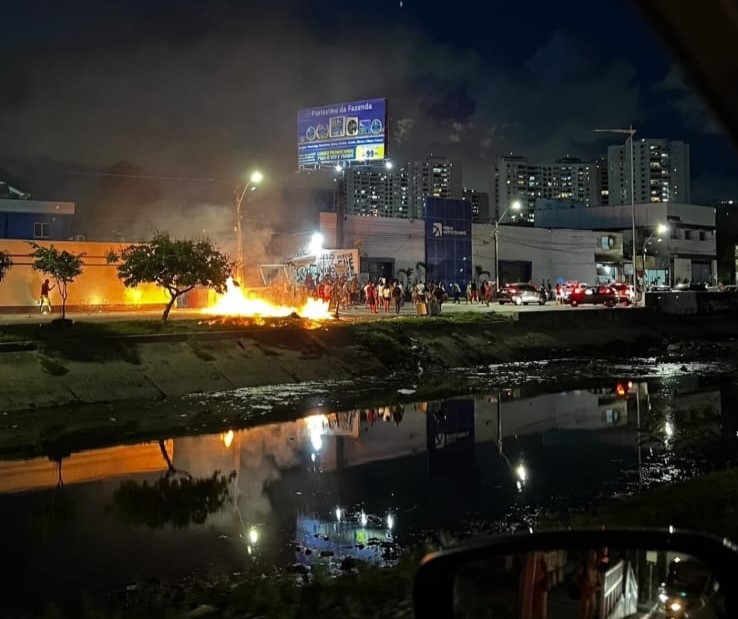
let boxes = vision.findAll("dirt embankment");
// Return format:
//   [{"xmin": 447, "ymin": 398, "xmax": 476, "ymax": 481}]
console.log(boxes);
[{"xmin": 1, "ymin": 309, "xmax": 737, "ymax": 415}]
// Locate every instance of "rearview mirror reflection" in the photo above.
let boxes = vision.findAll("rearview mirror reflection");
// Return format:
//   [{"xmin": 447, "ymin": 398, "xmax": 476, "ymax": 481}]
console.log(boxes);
[{"xmin": 454, "ymin": 547, "xmax": 723, "ymax": 619}]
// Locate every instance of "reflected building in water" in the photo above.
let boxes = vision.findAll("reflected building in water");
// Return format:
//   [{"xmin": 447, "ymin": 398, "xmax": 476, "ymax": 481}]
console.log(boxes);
[{"xmin": 0, "ymin": 379, "xmax": 732, "ymax": 614}]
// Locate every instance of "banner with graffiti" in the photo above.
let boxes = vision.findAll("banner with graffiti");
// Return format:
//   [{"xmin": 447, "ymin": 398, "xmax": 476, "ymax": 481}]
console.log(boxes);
[{"xmin": 289, "ymin": 248, "xmax": 359, "ymax": 283}]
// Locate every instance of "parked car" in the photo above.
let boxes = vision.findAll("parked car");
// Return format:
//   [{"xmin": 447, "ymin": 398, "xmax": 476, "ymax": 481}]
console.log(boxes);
[
  {"xmin": 568, "ymin": 284, "xmax": 618, "ymax": 307},
  {"xmin": 497, "ymin": 283, "xmax": 546, "ymax": 306},
  {"xmin": 659, "ymin": 556, "xmax": 720, "ymax": 619},
  {"xmin": 611, "ymin": 282, "xmax": 635, "ymax": 305}
]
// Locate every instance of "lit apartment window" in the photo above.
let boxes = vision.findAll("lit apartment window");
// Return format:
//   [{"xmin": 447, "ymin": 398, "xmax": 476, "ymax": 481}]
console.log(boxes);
[{"xmin": 34, "ymin": 222, "xmax": 51, "ymax": 239}]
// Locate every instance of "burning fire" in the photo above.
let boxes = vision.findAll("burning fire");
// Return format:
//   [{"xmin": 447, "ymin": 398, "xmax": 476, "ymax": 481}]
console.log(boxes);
[{"xmin": 203, "ymin": 278, "xmax": 333, "ymax": 320}]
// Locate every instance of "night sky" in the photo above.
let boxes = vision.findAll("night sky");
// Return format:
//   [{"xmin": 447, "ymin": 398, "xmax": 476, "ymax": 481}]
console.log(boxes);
[{"xmin": 1, "ymin": 0, "xmax": 738, "ymax": 214}]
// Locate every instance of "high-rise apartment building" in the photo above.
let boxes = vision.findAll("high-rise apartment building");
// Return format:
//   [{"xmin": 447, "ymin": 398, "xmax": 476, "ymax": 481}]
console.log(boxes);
[
  {"xmin": 594, "ymin": 156, "xmax": 609, "ymax": 206},
  {"xmin": 342, "ymin": 156, "xmax": 462, "ymax": 220},
  {"xmin": 492, "ymin": 156, "xmax": 599, "ymax": 223},
  {"xmin": 607, "ymin": 139, "xmax": 690, "ymax": 205},
  {"xmin": 463, "ymin": 188, "xmax": 490, "ymax": 223},
  {"xmin": 343, "ymin": 164, "xmax": 410, "ymax": 218},
  {"xmin": 408, "ymin": 156, "xmax": 463, "ymax": 219}
]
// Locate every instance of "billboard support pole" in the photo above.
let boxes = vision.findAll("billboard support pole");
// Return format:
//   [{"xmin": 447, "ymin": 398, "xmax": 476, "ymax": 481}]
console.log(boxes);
[{"xmin": 336, "ymin": 167, "xmax": 346, "ymax": 249}]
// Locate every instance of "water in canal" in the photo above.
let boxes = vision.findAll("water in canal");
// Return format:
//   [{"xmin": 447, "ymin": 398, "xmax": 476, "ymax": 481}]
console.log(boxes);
[{"xmin": 1, "ymin": 369, "xmax": 737, "ymax": 613}]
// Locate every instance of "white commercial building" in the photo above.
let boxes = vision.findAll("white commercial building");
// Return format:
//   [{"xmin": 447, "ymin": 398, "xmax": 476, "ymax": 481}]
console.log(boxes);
[
  {"xmin": 320, "ymin": 212, "xmax": 425, "ymax": 282},
  {"xmin": 473, "ymin": 224, "xmax": 624, "ymax": 285},
  {"xmin": 535, "ymin": 200, "xmax": 715, "ymax": 286},
  {"xmin": 321, "ymin": 210, "xmax": 621, "ymax": 286},
  {"xmin": 607, "ymin": 138, "xmax": 691, "ymax": 205}
]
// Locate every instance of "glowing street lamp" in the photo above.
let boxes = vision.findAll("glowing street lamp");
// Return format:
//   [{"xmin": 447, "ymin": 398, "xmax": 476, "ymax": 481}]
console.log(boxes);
[
  {"xmin": 235, "ymin": 170, "xmax": 263, "ymax": 283},
  {"xmin": 494, "ymin": 200, "xmax": 522, "ymax": 290},
  {"xmin": 308, "ymin": 231, "xmax": 324, "ymax": 255}
]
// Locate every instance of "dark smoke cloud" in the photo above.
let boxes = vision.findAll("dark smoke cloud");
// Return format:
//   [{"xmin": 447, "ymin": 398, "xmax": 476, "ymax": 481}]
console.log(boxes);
[{"xmin": 0, "ymin": 2, "xmax": 674, "ymax": 242}]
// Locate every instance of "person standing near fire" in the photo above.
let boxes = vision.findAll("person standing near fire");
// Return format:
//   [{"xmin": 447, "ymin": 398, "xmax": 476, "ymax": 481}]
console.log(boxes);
[{"xmin": 40, "ymin": 279, "xmax": 54, "ymax": 314}]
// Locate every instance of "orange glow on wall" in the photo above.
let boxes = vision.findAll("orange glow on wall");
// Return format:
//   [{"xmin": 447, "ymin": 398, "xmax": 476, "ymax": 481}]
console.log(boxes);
[
  {"xmin": 0, "ymin": 239, "xmax": 169, "ymax": 309},
  {"xmin": 0, "ymin": 440, "xmax": 173, "ymax": 493}
]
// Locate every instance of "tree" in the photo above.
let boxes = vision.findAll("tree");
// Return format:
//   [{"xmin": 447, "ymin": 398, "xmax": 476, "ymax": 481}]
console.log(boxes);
[
  {"xmin": 109, "ymin": 442, "xmax": 235, "ymax": 529},
  {"xmin": 108, "ymin": 232, "xmax": 232, "ymax": 322},
  {"xmin": 29, "ymin": 243, "xmax": 85, "ymax": 320},
  {"xmin": 0, "ymin": 250, "xmax": 11, "ymax": 282}
]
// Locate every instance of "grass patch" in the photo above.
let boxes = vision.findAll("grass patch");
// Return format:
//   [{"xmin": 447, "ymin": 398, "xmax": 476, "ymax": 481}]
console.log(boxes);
[
  {"xmin": 188, "ymin": 339, "xmax": 216, "ymax": 362},
  {"xmin": 354, "ymin": 328, "xmax": 406, "ymax": 366},
  {"xmin": 0, "ymin": 311, "xmax": 511, "ymax": 344},
  {"xmin": 37, "ymin": 354, "xmax": 69, "ymax": 376},
  {"xmin": 566, "ymin": 468, "xmax": 738, "ymax": 540}
]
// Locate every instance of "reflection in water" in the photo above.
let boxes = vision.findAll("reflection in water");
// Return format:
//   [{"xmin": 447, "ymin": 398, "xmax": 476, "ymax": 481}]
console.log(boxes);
[
  {"xmin": 109, "ymin": 470, "xmax": 236, "ymax": 529},
  {"xmin": 0, "ymin": 376, "xmax": 735, "ymax": 613}
]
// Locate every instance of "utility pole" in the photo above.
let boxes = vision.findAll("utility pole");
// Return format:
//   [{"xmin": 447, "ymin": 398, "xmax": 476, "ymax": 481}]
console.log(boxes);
[
  {"xmin": 594, "ymin": 126, "xmax": 637, "ymax": 299},
  {"xmin": 234, "ymin": 171, "xmax": 263, "ymax": 283}
]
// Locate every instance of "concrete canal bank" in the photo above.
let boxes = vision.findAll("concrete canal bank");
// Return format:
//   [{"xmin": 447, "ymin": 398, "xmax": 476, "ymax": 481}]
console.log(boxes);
[{"xmin": 1, "ymin": 308, "xmax": 737, "ymax": 414}]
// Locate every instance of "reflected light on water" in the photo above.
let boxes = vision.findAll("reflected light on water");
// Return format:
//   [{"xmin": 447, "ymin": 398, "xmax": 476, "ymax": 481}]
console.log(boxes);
[
  {"xmin": 516, "ymin": 463, "xmax": 528, "ymax": 482},
  {"xmin": 221, "ymin": 430, "xmax": 235, "ymax": 448},
  {"xmin": 304, "ymin": 414, "xmax": 328, "ymax": 452},
  {"xmin": 248, "ymin": 527, "xmax": 259, "ymax": 545},
  {"xmin": 664, "ymin": 422, "xmax": 675, "ymax": 438}
]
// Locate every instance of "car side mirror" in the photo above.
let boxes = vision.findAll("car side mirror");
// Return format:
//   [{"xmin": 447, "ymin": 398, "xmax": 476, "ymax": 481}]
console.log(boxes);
[{"xmin": 413, "ymin": 529, "xmax": 738, "ymax": 618}]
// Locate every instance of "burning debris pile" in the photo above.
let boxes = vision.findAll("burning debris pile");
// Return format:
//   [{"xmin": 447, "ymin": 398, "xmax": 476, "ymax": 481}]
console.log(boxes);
[{"xmin": 202, "ymin": 278, "xmax": 333, "ymax": 321}]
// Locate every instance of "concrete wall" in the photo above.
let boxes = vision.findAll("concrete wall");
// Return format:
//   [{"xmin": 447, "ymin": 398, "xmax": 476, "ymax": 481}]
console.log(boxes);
[
  {"xmin": 319, "ymin": 212, "xmax": 425, "ymax": 278},
  {"xmin": 472, "ymin": 225, "xmax": 609, "ymax": 283},
  {"xmin": 673, "ymin": 257, "xmax": 693, "ymax": 284},
  {"xmin": 0, "ymin": 239, "xmax": 168, "ymax": 311},
  {"xmin": 320, "ymin": 212, "xmax": 622, "ymax": 284}
]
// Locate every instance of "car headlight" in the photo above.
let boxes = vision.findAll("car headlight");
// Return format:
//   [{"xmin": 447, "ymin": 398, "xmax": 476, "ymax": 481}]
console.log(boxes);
[{"xmin": 669, "ymin": 601, "xmax": 683, "ymax": 613}]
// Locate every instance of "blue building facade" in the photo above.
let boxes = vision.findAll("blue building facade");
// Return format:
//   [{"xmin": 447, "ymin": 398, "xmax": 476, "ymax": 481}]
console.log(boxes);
[
  {"xmin": 424, "ymin": 198, "xmax": 473, "ymax": 287},
  {"xmin": 0, "ymin": 199, "xmax": 76, "ymax": 240}
]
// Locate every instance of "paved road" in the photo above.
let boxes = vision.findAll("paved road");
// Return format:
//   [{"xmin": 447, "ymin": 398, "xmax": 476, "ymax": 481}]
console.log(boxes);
[{"xmin": 0, "ymin": 299, "xmax": 633, "ymax": 325}]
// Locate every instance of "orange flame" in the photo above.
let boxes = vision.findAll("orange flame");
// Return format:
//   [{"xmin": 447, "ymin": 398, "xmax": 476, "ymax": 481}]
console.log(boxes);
[{"xmin": 203, "ymin": 278, "xmax": 333, "ymax": 320}]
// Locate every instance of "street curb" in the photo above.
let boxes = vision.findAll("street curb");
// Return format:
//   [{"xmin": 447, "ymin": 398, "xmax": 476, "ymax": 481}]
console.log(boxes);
[{"xmin": 0, "ymin": 341, "xmax": 38, "ymax": 353}]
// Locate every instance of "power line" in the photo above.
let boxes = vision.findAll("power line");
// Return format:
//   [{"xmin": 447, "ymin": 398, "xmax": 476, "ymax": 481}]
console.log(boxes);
[{"xmin": 65, "ymin": 171, "xmax": 235, "ymax": 185}]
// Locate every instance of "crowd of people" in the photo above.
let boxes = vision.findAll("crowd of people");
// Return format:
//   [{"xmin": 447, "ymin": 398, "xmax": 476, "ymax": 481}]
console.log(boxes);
[{"xmin": 301, "ymin": 273, "xmax": 562, "ymax": 313}]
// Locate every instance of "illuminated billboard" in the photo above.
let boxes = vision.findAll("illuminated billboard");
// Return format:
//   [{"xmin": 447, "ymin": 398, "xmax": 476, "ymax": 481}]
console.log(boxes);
[{"xmin": 297, "ymin": 98, "xmax": 387, "ymax": 168}]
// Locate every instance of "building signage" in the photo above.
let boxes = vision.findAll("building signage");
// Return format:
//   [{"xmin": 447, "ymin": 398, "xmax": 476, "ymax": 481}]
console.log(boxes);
[
  {"xmin": 424, "ymin": 198, "xmax": 473, "ymax": 285},
  {"xmin": 297, "ymin": 98, "xmax": 387, "ymax": 168},
  {"xmin": 432, "ymin": 221, "xmax": 468, "ymax": 237}
]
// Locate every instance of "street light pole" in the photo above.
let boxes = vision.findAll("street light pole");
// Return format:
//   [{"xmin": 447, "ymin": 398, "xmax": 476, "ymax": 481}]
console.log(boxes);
[
  {"xmin": 234, "ymin": 170, "xmax": 263, "ymax": 283},
  {"xmin": 494, "ymin": 200, "xmax": 522, "ymax": 290},
  {"xmin": 594, "ymin": 126, "xmax": 637, "ymax": 300},
  {"xmin": 641, "ymin": 223, "xmax": 668, "ymax": 301}
]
